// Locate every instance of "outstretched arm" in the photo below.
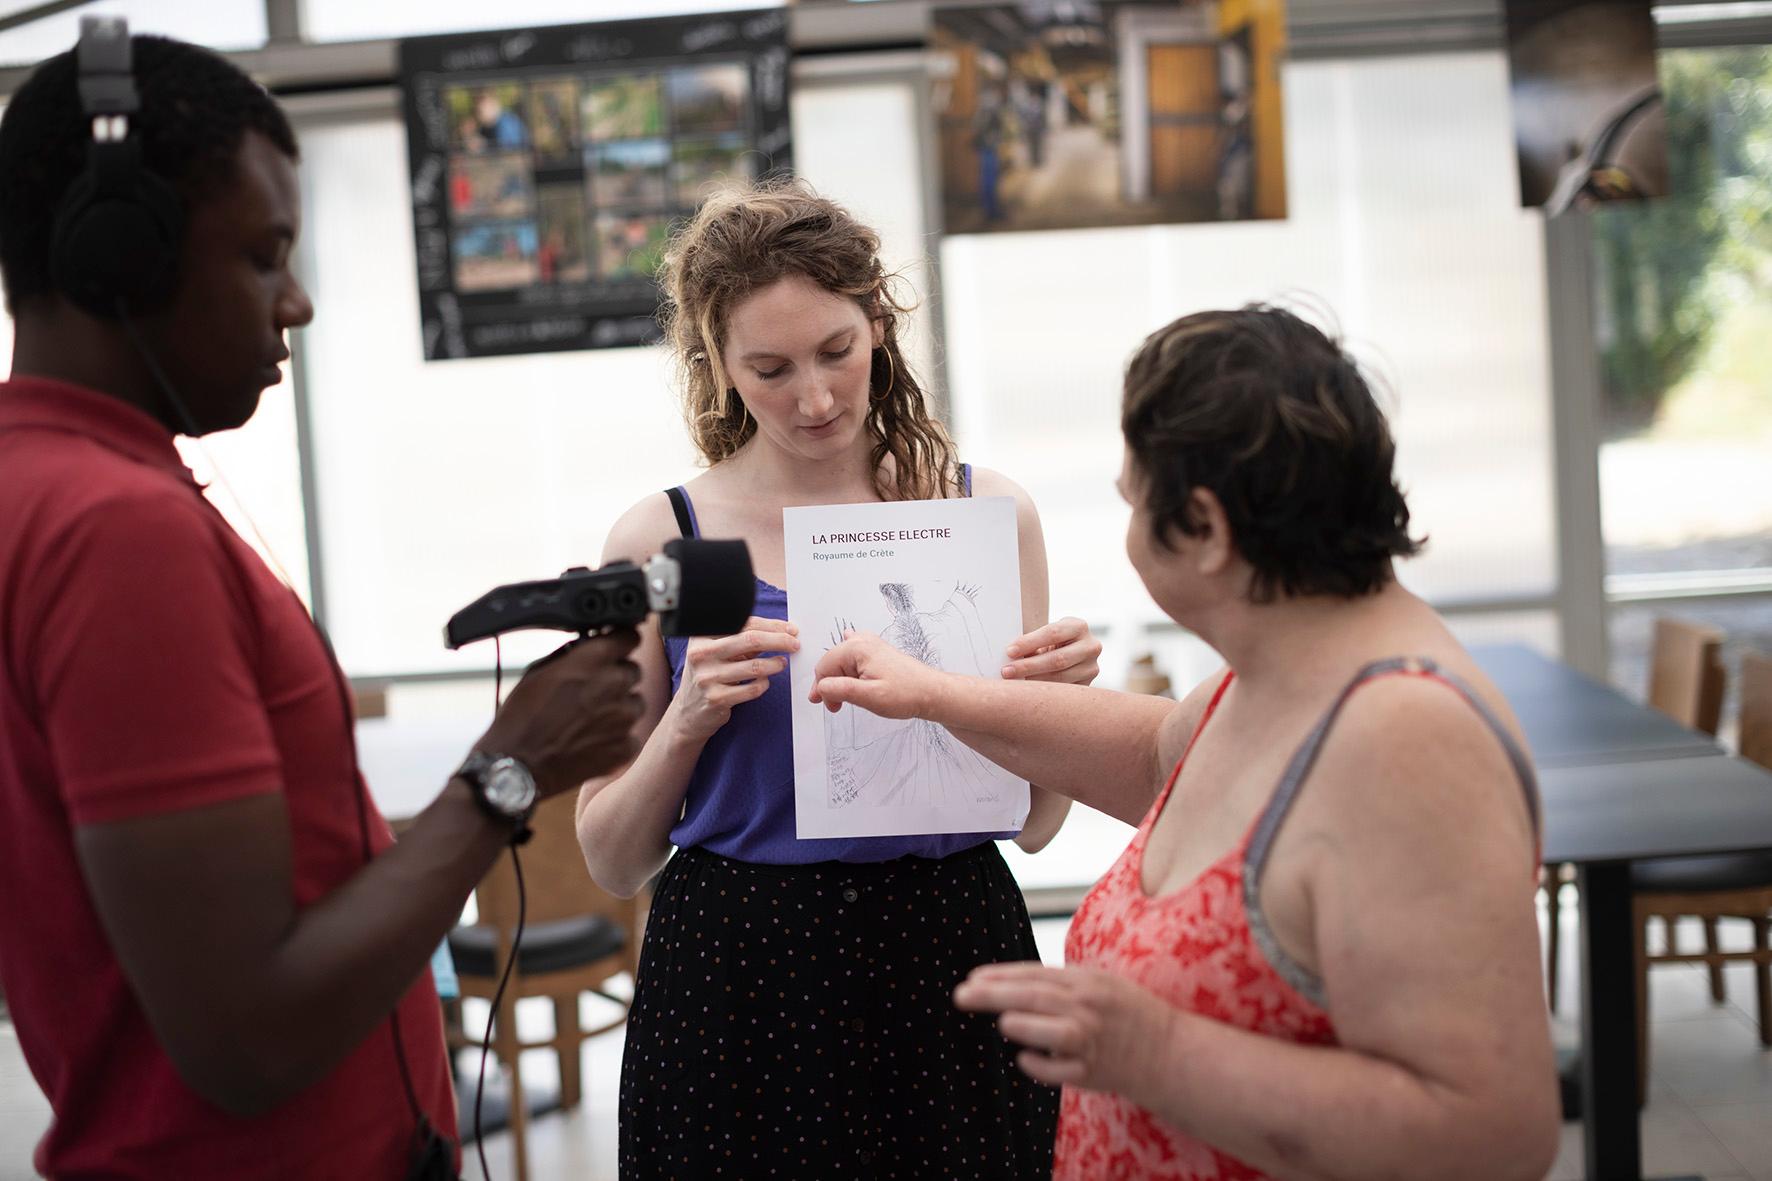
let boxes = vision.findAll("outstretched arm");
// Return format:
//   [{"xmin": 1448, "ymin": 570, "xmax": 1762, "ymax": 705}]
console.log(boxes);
[{"xmin": 812, "ymin": 635, "xmax": 1190, "ymax": 825}]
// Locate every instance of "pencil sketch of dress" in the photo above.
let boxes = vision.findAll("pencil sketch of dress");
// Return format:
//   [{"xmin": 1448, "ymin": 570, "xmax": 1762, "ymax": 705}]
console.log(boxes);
[{"xmin": 826, "ymin": 582, "xmax": 1003, "ymax": 809}]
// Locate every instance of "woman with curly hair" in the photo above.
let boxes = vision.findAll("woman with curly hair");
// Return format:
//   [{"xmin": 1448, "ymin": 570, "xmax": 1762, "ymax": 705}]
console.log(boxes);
[{"xmin": 576, "ymin": 179, "xmax": 1102, "ymax": 1179}]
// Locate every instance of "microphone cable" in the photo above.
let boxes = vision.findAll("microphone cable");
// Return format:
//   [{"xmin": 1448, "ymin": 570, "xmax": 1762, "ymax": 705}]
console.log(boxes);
[
  {"xmin": 116, "ymin": 306, "xmax": 461, "ymax": 1174},
  {"xmin": 472, "ymin": 638, "xmax": 530, "ymax": 1181}
]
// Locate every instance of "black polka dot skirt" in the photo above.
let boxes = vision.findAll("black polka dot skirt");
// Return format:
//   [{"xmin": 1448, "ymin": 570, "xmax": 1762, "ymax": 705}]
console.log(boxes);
[{"xmin": 618, "ymin": 842, "xmax": 1058, "ymax": 1179}]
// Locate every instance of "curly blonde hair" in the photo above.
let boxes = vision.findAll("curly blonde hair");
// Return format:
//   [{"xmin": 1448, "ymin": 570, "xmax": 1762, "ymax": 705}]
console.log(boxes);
[{"xmin": 658, "ymin": 178, "xmax": 960, "ymax": 502}]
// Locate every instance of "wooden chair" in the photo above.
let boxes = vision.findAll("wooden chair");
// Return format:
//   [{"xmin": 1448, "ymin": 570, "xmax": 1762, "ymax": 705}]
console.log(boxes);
[
  {"xmin": 1629, "ymin": 643, "xmax": 1772, "ymax": 1102},
  {"xmin": 1741, "ymin": 651, "xmax": 1772, "ymax": 770},
  {"xmin": 1647, "ymin": 617, "xmax": 1727, "ymax": 734},
  {"xmin": 1545, "ymin": 618, "xmax": 1728, "ymax": 1013},
  {"xmin": 447, "ymin": 794, "xmax": 640, "ymax": 1181},
  {"xmin": 349, "ymin": 679, "xmax": 390, "ymax": 720}
]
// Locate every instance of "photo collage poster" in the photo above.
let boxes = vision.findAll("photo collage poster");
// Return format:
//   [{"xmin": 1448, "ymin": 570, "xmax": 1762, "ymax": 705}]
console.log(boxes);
[{"xmin": 400, "ymin": 10, "xmax": 791, "ymax": 359}]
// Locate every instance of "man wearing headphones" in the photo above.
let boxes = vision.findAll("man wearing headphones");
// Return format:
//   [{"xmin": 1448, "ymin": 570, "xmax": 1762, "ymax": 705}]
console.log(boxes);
[{"xmin": 0, "ymin": 26, "xmax": 644, "ymax": 1179}]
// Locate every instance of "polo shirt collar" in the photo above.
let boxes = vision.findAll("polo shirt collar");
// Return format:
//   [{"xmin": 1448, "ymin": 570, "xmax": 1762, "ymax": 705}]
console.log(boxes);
[{"xmin": 0, "ymin": 375, "xmax": 197, "ymax": 486}]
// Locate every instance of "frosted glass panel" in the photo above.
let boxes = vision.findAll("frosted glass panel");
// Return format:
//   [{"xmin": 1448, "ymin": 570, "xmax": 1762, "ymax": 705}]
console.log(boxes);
[
  {"xmin": 941, "ymin": 52, "xmax": 1556, "ymax": 631},
  {"xmin": 301, "ymin": 0, "xmax": 777, "ymax": 44},
  {"xmin": 0, "ymin": 0, "xmax": 266, "ymax": 66},
  {"xmin": 173, "ymin": 378, "xmax": 312, "ymax": 608}
]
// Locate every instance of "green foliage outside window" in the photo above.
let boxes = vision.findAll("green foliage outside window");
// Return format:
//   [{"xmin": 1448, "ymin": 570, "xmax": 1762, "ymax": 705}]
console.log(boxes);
[{"xmin": 1592, "ymin": 48, "xmax": 1772, "ymax": 436}]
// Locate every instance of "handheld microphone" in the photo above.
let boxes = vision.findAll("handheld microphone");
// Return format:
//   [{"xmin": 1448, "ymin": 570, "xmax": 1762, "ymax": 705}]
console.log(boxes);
[{"xmin": 445, "ymin": 538, "xmax": 756, "ymax": 648}]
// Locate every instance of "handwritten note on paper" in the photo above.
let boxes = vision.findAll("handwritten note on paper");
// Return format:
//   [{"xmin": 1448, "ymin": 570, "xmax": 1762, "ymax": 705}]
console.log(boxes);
[{"xmin": 784, "ymin": 496, "xmax": 1028, "ymax": 839}]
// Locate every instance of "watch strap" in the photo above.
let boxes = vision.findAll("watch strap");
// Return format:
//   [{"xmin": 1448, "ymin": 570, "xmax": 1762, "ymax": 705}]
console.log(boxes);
[{"xmin": 455, "ymin": 752, "xmax": 536, "ymax": 846}]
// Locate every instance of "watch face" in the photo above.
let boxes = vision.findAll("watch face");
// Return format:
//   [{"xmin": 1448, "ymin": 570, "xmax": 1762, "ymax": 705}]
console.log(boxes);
[{"xmin": 485, "ymin": 757, "xmax": 537, "ymax": 815}]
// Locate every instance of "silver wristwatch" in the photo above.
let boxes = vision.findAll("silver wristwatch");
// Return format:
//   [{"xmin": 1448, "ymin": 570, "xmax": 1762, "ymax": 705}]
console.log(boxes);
[{"xmin": 455, "ymin": 752, "xmax": 538, "ymax": 844}]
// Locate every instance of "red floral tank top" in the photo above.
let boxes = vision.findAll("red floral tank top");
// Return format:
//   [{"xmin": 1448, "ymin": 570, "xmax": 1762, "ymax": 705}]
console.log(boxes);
[{"xmin": 1054, "ymin": 659, "xmax": 1540, "ymax": 1179}]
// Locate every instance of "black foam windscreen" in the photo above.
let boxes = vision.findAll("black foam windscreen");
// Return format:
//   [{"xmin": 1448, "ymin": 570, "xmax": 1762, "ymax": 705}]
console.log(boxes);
[{"xmin": 661, "ymin": 538, "xmax": 755, "ymax": 637}]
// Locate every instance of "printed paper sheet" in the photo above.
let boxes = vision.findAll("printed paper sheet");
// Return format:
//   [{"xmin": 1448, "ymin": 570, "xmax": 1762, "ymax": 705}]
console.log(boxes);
[{"xmin": 785, "ymin": 496, "xmax": 1028, "ymax": 839}]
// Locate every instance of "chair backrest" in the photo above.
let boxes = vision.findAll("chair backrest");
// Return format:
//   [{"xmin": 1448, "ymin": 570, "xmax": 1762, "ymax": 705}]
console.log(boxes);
[
  {"xmin": 474, "ymin": 793, "xmax": 637, "ymax": 938},
  {"xmin": 1648, "ymin": 617, "xmax": 1726, "ymax": 735},
  {"xmin": 1741, "ymin": 651, "xmax": 1772, "ymax": 772}
]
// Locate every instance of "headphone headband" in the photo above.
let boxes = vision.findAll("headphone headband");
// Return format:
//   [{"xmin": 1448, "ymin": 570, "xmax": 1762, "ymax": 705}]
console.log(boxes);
[{"xmin": 75, "ymin": 17, "xmax": 139, "ymax": 119}]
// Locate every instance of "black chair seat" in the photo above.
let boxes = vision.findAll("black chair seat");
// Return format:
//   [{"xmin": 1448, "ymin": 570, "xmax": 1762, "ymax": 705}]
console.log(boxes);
[
  {"xmin": 1632, "ymin": 850, "xmax": 1772, "ymax": 895},
  {"xmin": 448, "ymin": 915, "xmax": 626, "ymax": 978}
]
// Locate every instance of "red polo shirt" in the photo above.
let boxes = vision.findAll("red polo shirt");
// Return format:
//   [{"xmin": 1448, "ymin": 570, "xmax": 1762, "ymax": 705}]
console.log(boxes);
[{"xmin": 0, "ymin": 377, "xmax": 457, "ymax": 1179}]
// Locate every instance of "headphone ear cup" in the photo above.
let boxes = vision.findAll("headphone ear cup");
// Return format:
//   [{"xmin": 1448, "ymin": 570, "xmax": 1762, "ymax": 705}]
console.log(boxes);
[{"xmin": 50, "ymin": 163, "xmax": 184, "ymax": 319}]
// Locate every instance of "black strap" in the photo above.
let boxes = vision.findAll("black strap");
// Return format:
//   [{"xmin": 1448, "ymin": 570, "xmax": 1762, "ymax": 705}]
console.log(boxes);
[{"xmin": 665, "ymin": 486, "xmax": 694, "ymax": 539}]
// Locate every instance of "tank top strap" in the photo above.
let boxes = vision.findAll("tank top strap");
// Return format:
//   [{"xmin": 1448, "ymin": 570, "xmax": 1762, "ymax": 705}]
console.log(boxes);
[
  {"xmin": 1147, "ymin": 668, "xmax": 1236, "ymax": 823},
  {"xmin": 1242, "ymin": 655, "xmax": 1542, "ymax": 1008},
  {"xmin": 961, "ymin": 462, "xmax": 973, "ymax": 497},
  {"xmin": 665, "ymin": 485, "xmax": 699, "ymax": 539}
]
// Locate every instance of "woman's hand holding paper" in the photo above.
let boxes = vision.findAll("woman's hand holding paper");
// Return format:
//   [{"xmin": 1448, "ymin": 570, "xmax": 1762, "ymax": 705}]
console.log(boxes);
[
  {"xmin": 671, "ymin": 616, "xmax": 799, "ymax": 742},
  {"xmin": 1002, "ymin": 617, "xmax": 1102, "ymax": 685}
]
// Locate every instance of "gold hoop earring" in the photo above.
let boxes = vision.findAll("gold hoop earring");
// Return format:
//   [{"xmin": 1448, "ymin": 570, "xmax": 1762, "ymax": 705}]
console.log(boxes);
[{"xmin": 873, "ymin": 346, "xmax": 896, "ymax": 400}]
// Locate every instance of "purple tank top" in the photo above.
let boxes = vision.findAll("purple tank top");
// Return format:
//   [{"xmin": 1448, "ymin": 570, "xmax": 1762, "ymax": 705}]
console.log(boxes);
[{"xmin": 664, "ymin": 470, "xmax": 1016, "ymax": 864}]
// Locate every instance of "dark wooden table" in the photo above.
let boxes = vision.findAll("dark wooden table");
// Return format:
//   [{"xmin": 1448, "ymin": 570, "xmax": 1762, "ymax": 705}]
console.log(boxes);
[
  {"xmin": 1474, "ymin": 644, "xmax": 1772, "ymax": 1181},
  {"xmin": 1473, "ymin": 643, "xmax": 1724, "ymax": 768}
]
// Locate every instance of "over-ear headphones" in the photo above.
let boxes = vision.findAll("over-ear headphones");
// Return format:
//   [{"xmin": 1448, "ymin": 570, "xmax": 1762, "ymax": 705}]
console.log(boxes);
[{"xmin": 48, "ymin": 16, "xmax": 184, "ymax": 318}]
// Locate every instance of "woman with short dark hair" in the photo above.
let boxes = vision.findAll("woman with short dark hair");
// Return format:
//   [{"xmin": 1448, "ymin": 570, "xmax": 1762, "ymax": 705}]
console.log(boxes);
[{"xmin": 812, "ymin": 304, "xmax": 1560, "ymax": 1181}]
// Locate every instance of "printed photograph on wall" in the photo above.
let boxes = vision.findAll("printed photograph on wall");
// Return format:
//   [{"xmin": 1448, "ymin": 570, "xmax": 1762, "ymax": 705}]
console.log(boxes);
[
  {"xmin": 595, "ymin": 213, "xmax": 673, "ymax": 280},
  {"xmin": 446, "ymin": 82, "xmax": 530, "ymax": 153},
  {"xmin": 454, "ymin": 221, "xmax": 539, "ymax": 291},
  {"xmin": 527, "ymin": 78, "xmax": 579, "ymax": 161},
  {"xmin": 1504, "ymin": 0, "xmax": 1669, "ymax": 212},
  {"xmin": 588, "ymin": 138, "xmax": 671, "ymax": 207},
  {"xmin": 932, "ymin": 0, "xmax": 1287, "ymax": 234},
  {"xmin": 400, "ymin": 9, "xmax": 792, "ymax": 358},
  {"xmin": 536, "ymin": 183, "xmax": 592, "ymax": 284},
  {"xmin": 668, "ymin": 63, "xmax": 750, "ymax": 133},
  {"xmin": 448, "ymin": 153, "xmax": 533, "ymax": 219},
  {"xmin": 673, "ymin": 134, "xmax": 757, "ymax": 199},
  {"xmin": 583, "ymin": 74, "xmax": 666, "ymax": 140}
]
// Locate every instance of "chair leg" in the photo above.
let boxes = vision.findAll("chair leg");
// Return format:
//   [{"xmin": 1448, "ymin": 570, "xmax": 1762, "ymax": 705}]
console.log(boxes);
[
  {"xmin": 1635, "ymin": 905, "xmax": 1651, "ymax": 1108},
  {"xmin": 1544, "ymin": 871, "xmax": 1561, "ymax": 1013},
  {"xmin": 1755, "ymin": 917, "xmax": 1772, "ymax": 1048},
  {"xmin": 494, "ymin": 993, "xmax": 529, "ymax": 1181},
  {"xmin": 1705, "ymin": 917, "xmax": 1727, "ymax": 1003},
  {"xmin": 553, "ymin": 994, "xmax": 583, "ymax": 1109}
]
